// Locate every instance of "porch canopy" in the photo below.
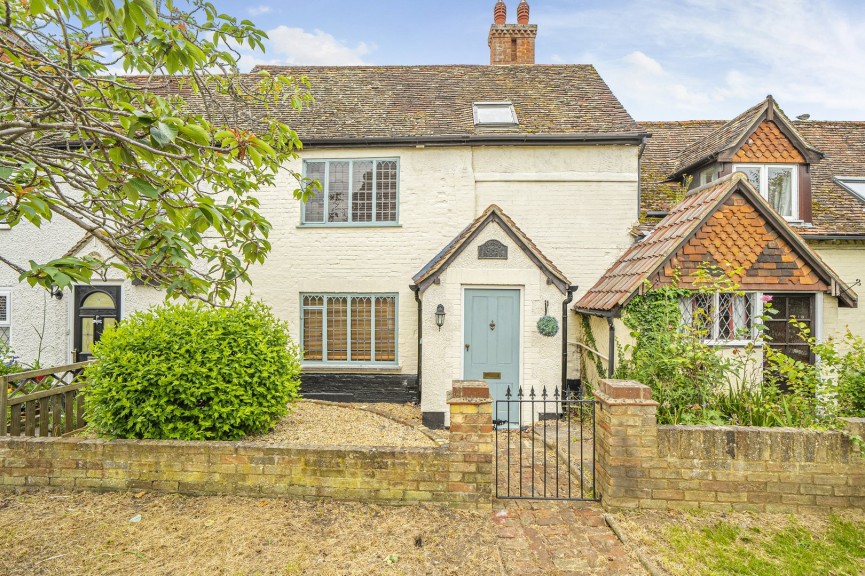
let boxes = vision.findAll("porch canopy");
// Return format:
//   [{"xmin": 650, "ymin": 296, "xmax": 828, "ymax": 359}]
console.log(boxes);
[{"xmin": 575, "ymin": 172, "xmax": 858, "ymax": 317}]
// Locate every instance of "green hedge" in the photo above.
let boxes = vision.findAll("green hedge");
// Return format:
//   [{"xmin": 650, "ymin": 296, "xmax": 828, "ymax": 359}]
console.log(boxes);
[{"xmin": 84, "ymin": 298, "xmax": 301, "ymax": 440}]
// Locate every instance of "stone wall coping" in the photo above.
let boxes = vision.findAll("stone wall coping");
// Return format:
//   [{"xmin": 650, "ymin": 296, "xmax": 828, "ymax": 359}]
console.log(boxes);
[
  {"xmin": 447, "ymin": 380, "xmax": 493, "ymax": 404},
  {"xmin": 593, "ymin": 389, "xmax": 659, "ymax": 408},
  {"xmin": 0, "ymin": 436, "xmax": 447, "ymax": 454},
  {"xmin": 598, "ymin": 379, "xmax": 656, "ymax": 402},
  {"xmin": 657, "ymin": 424, "xmax": 850, "ymax": 436}
]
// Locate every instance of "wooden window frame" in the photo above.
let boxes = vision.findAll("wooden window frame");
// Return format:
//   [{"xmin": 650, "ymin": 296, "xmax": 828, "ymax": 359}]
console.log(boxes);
[
  {"xmin": 300, "ymin": 159, "xmax": 400, "ymax": 227},
  {"xmin": 680, "ymin": 292, "xmax": 762, "ymax": 346},
  {"xmin": 300, "ymin": 293, "xmax": 399, "ymax": 365},
  {"xmin": 733, "ymin": 164, "xmax": 800, "ymax": 221}
]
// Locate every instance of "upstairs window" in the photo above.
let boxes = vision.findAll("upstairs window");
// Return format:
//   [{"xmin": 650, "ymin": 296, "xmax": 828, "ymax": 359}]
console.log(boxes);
[
  {"xmin": 733, "ymin": 164, "xmax": 799, "ymax": 220},
  {"xmin": 302, "ymin": 159, "xmax": 399, "ymax": 225},
  {"xmin": 680, "ymin": 292, "xmax": 759, "ymax": 344},
  {"xmin": 473, "ymin": 102, "xmax": 518, "ymax": 126},
  {"xmin": 836, "ymin": 177, "xmax": 865, "ymax": 201}
]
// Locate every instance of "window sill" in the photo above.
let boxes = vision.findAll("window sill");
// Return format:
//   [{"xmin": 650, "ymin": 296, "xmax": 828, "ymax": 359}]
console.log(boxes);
[
  {"xmin": 297, "ymin": 223, "xmax": 401, "ymax": 229},
  {"xmin": 302, "ymin": 364, "xmax": 402, "ymax": 374},
  {"xmin": 704, "ymin": 341, "xmax": 763, "ymax": 348}
]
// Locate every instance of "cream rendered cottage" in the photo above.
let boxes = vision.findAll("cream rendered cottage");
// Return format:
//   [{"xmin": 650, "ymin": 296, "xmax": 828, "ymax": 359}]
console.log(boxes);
[{"xmin": 0, "ymin": 1, "xmax": 645, "ymax": 428}]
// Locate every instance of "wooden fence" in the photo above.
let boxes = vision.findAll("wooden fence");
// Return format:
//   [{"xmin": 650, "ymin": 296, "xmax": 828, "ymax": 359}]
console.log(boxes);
[{"xmin": 0, "ymin": 362, "xmax": 91, "ymax": 437}]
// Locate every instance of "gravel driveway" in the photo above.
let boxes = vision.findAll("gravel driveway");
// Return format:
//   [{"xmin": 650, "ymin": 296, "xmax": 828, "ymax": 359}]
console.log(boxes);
[{"xmin": 250, "ymin": 401, "xmax": 438, "ymax": 448}]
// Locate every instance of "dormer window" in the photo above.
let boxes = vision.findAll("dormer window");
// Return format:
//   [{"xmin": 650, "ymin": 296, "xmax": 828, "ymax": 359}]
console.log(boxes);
[
  {"xmin": 836, "ymin": 177, "xmax": 865, "ymax": 201},
  {"xmin": 473, "ymin": 102, "xmax": 518, "ymax": 126},
  {"xmin": 733, "ymin": 164, "xmax": 798, "ymax": 221}
]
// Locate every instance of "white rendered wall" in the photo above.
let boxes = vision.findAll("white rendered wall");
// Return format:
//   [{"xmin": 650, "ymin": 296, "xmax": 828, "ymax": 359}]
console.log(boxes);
[
  {"xmin": 420, "ymin": 223, "xmax": 566, "ymax": 424},
  {"xmin": 248, "ymin": 144, "xmax": 639, "ymax": 389}
]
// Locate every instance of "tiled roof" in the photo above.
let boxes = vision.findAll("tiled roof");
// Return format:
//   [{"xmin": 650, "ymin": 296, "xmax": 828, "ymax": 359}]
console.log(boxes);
[
  {"xmin": 639, "ymin": 120, "xmax": 725, "ymax": 219},
  {"xmin": 240, "ymin": 65, "xmax": 642, "ymax": 141},
  {"xmin": 795, "ymin": 121, "xmax": 865, "ymax": 236},
  {"xmin": 670, "ymin": 96, "xmax": 820, "ymax": 176},
  {"xmin": 732, "ymin": 120, "xmax": 805, "ymax": 163},
  {"xmin": 413, "ymin": 204, "xmax": 570, "ymax": 293},
  {"xmin": 576, "ymin": 173, "xmax": 856, "ymax": 313},
  {"xmin": 640, "ymin": 119, "xmax": 865, "ymax": 237}
]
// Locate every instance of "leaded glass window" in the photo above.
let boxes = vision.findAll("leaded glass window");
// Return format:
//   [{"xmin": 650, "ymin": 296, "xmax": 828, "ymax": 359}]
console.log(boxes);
[
  {"xmin": 680, "ymin": 292, "xmax": 758, "ymax": 343},
  {"xmin": 301, "ymin": 159, "xmax": 399, "ymax": 225},
  {"xmin": 301, "ymin": 294, "xmax": 398, "ymax": 363},
  {"xmin": 0, "ymin": 289, "xmax": 9, "ymax": 346}
]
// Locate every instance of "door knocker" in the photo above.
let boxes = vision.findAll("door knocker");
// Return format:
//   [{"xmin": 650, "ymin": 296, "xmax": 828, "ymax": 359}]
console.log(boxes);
[{"xmin": 489, "ymin": 320, "xmax": 496, "ymax": 331}]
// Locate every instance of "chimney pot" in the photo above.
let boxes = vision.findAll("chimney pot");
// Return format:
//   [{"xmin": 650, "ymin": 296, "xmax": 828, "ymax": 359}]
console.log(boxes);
[
  {"xmin": 517, "ymin": 0, "xmax": 530, "ymax": 24},
  {"xmin": 494, "ymin": 0, "xmax": 507, "ymax": 25}
]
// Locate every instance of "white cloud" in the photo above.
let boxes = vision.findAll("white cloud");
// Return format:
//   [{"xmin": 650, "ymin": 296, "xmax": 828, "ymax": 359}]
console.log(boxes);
[
  {"xmin": 238, "ymin": 26, "xmax": 373, "ymax": 69},
  {"xmin": 537, "ymin": 0, "xmax": 865, "ymax": 120},
  {"xmin": 247, "ymin": 5, "xmax": 271, "ymax": 17}
]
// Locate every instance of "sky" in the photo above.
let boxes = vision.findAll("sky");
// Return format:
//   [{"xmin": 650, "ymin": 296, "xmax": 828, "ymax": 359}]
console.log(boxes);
[{"xmin": 218, "ymin": 0, "xmax": 865, "ymax": 122}]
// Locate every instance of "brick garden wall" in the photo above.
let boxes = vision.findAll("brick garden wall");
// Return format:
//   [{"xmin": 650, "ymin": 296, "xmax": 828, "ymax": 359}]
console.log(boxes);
[
  {"xmin": 0, "ymin": 383, "xmax": 494, "ymax": 509},
  {"xmin": 595, "ymin": 379, "xmax": 865, "ymax": 513}
]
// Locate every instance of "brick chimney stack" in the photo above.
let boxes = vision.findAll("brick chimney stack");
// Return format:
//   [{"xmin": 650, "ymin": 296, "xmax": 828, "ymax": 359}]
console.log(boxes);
[{"xmin": 488, "ymin": 1, "xmax": 537, "ymax": 65}]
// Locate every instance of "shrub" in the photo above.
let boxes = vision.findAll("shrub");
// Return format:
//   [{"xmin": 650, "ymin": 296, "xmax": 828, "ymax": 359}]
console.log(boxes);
[
  {"xmin": 615, "ymin": 281, "xmax": 731, "ymax": 424},
  {"xmin": 84, "ymin": 298, "xmax": 301, "ymax": 440}
]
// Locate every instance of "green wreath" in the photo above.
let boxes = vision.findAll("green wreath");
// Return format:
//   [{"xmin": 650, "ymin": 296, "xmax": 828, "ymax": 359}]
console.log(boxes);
[{"xmin": 536, "ymin": 315, "xmax": 559, "ymax": 337}]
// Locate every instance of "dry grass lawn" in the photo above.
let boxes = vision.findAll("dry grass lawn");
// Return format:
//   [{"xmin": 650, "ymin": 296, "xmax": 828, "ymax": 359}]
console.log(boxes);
[{"xmin": 0, "ymin": 491, "xmax": 499, "ymax": 576}]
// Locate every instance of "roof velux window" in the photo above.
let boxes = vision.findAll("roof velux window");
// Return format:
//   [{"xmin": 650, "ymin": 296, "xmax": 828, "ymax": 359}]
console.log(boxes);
[
  {"xmin": 836, "ymin": 177, "xmax": 865, "ymax": 201},
  {"xmin": 473, "ymin": 102, "xmax": 518, "ymax": 126}
]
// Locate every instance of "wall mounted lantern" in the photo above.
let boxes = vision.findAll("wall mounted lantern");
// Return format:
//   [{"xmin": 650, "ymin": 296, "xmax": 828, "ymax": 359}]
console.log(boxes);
[
  {"xmin": 49, "ymin": 286, "xmax": 64, "ymax": 300},
  {"xmin": 435, "ymin": 304, "xmax": 446, "ymax": 331}
]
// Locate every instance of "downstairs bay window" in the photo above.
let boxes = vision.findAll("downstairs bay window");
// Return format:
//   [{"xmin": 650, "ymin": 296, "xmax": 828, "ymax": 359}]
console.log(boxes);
[
  {"xmin": 301, "ymin": 294, "xmax": 397, "ymax": 364},
  {"xmin": 680, "ymin": 292, "xmax": 761, "ymax": 344}
]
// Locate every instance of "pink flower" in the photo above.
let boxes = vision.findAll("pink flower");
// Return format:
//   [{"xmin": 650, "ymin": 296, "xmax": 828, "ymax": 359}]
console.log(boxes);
[{"xmin": 761, "ymin": 294, "xmax": 773, "ymax": 303}]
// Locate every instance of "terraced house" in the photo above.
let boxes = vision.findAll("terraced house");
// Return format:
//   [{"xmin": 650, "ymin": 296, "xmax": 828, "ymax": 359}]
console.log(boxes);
[{"xmin": 2, "ymin": 1, "xmax": 863, "ymax": 428}]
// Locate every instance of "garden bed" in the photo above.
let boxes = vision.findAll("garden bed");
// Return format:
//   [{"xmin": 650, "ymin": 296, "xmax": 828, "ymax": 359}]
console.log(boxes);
[
  {"xmin": 0, "ymin": 491, "xmax": 497, "ymax": 576},
  {"xmin": 615, "ymin": 509, "xmax": 865, "ymax": 576}
]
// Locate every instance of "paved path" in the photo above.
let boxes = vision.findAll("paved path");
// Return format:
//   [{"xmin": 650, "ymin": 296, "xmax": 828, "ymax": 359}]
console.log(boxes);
[{"xmin": 492, "ymin": 500, "xmax": 646, "ymax": 576}]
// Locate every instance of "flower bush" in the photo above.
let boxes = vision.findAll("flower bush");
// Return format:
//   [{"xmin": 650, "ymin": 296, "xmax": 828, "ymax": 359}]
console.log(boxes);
[{"xmin": 84, "ymin": 298, "xmax": 301, "ymax": 440}]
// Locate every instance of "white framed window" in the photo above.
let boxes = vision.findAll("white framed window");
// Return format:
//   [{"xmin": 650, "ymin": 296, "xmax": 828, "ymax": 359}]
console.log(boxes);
[
  {"xmin": 302, "ymin": 159, "xmax": 399, "ymax": 226},
  {"xmin": 835, "ymin": 177, "xmax": 865, "ymax": 201},
  {"xmin": 473, "ymin": 102, "xmax": 519, "ymax": 126},
  {"xmin": 301, "ymin": 293, "xmax": 398, "ymax": 364},
  {"xmin": 733, "ymin": 164, "xmax": 799, "ymax": 220},
  {"xmin": 0, "ymin": 289, "xmax": 10, "ymax": 346},
  {"xmin": 680, "ymin": 292, "xmax": 761, "ymax": 345},
  {"xmin": 699, "ymin": 166, "xmax": 717, "ymax": 186}
]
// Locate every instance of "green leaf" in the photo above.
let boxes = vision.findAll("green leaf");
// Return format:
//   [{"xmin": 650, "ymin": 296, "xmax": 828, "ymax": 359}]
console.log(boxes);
[
  {"xmin": 128, "ymin": 177, "xmax": 161, "ymax": 199},
  {"xmin": 149, "ymin": 122, "xmax": 179, "ymax": 147},
  {"xmin": 179, "ymin": 124, "xmax": 212, "ymax": 146}
]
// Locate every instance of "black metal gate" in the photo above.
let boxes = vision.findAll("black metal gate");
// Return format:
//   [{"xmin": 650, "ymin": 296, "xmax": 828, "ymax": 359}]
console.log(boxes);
[{"xmin": 494, "ymin": 386, "xmax": 597, "ymax": 501}]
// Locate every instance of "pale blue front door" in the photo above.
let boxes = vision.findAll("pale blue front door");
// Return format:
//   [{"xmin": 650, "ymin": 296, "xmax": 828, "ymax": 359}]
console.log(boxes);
[{"xmin": 464, "ymin": 289, "xmax": 520, "ymax": 427}]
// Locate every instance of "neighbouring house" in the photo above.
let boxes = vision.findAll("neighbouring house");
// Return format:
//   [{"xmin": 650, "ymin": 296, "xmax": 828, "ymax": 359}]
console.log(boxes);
[
  {"xmin": 576, "ymin": 96, "xmax": 864, "ymax": 385},
  {"xmin": 2, "ymin": 1, "xmax": 863, "ymax": 428}
]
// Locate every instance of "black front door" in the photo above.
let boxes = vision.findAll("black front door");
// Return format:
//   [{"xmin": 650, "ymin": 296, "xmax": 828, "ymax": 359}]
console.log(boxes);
[
  {"xmin": 73, "ymin": 286, "xmax": 121, "ymax": 361},
  {"xmin": 763, "ymin": 294, "xmax": 815, "ymax": 384}
]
